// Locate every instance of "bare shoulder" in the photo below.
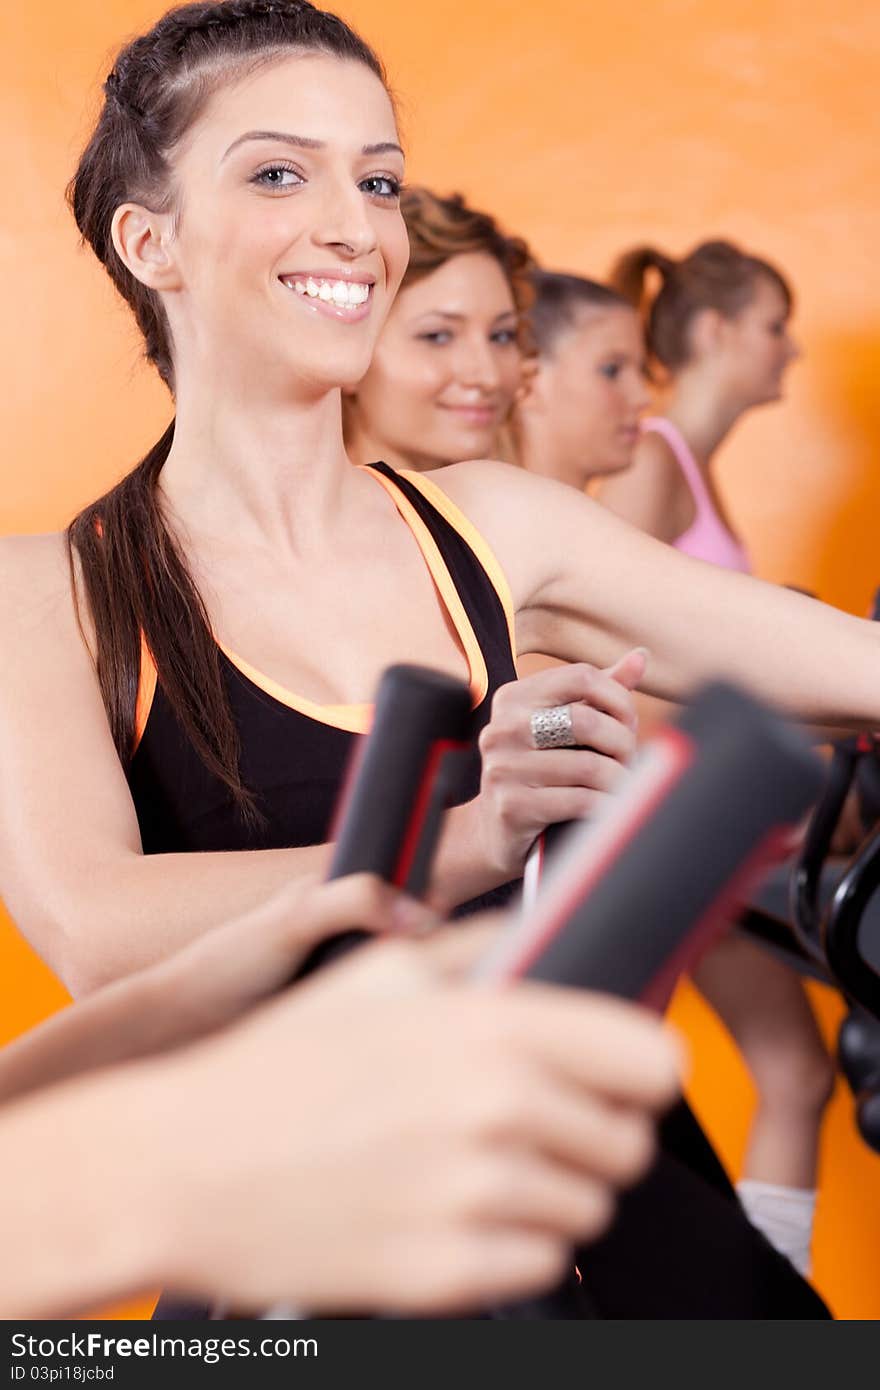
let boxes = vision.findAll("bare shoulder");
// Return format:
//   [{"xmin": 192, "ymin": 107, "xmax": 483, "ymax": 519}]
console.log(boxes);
[
  {"xmin": 602, "ymin": 431, "xmax": 681, "ymax": 499},
  {"xmin": 422, "ymin": 458, "xmax": 572, "ymax": 534},
  {"xmin": 598, "ymin": 432, "xmax": 690, "ymax": 540},
  {"xmin": 423, "ymin": 456, "xmax": 531, "ymax": 500},
  {"xmin": 419, "ymin": 459, "xmax": 608, "ymax": 605},
  {"xmin": 0, "ymin": 531, "xmax": 91, "ymax": 659},
  {"xmin": 0, "ymin": 532, "xmax": 71, "ymax": 613}
]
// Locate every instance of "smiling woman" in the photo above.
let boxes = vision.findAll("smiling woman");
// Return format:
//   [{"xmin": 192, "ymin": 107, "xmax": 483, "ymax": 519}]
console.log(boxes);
[
  {"xmin": 63, "ymin": 7, "xmax": 409, "ymax": 811},
  {"xmin": 3, "ymin": 0, "xmax": 880, "ymax": 1322},
  {"xmin": 345, "ymin": 186, "xmax": 534, "ymax": 471}
]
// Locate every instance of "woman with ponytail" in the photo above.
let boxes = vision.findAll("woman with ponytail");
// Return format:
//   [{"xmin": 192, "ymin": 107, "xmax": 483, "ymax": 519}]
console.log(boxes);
[
  {"xmin": 601, "ymin": 240, "xmax": 797, "ymax": 563},
  {"xmin": 1, "ymin": 0, "xmax": 879, "ymax": 1316},
  {"xmin": 600, "ymin": 240, "xmax": 830, "ymax": 1278}
]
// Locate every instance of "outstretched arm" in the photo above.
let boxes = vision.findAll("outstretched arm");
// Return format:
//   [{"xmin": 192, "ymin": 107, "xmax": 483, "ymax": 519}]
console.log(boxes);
[
  {"xmin": 598, "ymin": 431, "xmax": 693, "ymax": 543},
  {"xmin": 436, "ymin": 461, "xmax": 880, "ymax": 728}
]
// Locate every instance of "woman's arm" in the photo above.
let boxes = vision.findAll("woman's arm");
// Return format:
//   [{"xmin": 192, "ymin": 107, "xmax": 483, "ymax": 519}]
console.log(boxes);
[
  {"xmin": 0, "ymin": 535, "xmax": 330, "ymax": 993},
  {"xmin": 598, "ymin": 432, "xmax": 694, "ymax": 542},
  {"xmin": 0, "ymin": 930, "xmax": 681, "ymax": 1319},
  {"xmin": 0, "ymin": 875, "xmax": 429, "ymax": 1104},
  {"xmin": 434, "ymin": 461, "xmax": 880, "ymax": 727}
]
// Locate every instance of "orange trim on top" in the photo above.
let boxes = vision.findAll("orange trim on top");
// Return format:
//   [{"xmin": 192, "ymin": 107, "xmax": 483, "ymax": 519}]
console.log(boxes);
[
  {"xmin": 129, "ymin": 465, "xmax": 490, "ymax": 747},
  {"xmin": 218, "ymin": 644, "xmax": 375, "ymax": 734},
  {"xmin": 398, "ymin": 469, "xmax": 518, "ymax": 657},
  {"xmin": 361, "ymin": 466, "xmax": 488, "ymax": 708},
  {"xmin": 133, "ymin": 634, "xmax": 157, "ymax": 754}
]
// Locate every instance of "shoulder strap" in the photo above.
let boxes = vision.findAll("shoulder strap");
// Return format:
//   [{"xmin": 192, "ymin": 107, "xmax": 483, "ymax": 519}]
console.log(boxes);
[
  {"xmin": 386, "ymin": 466, "xmax": 517, "ymax": 655},
  {"xmin": 641, "ymin": 417, "xmax": 711, "ymax": 509}
]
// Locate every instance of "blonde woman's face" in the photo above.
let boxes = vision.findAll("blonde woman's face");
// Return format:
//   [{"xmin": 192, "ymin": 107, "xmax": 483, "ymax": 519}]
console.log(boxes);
[{"xmin": 349, "ymin": 251, "xmax": 522, "ymax": 469}]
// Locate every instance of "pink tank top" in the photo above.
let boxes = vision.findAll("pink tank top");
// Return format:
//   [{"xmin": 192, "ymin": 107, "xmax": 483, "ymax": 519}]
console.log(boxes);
[{"xmin": 642, "ymin": 416, "xmax": 751, "ymax": 574}]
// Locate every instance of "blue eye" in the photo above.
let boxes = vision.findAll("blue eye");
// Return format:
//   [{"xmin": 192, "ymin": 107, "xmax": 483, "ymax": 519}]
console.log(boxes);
[
  {"xmin": 360, "ymin": 175, "xmax": 401, "ymax": 200},
  {"xmin": 599, "ymin": 361, "xmax": 622, "ymax": 380},
  {"xmin": 251, "ymin": 163, "xmax": 303, "ymax": 191},
  {"xmin": 417, "ymin": 331, "xmax": 453, "ymax": 345},
  {"xmin": 491, "ymin": 328, "xmax": 518, "ymax": 345}
]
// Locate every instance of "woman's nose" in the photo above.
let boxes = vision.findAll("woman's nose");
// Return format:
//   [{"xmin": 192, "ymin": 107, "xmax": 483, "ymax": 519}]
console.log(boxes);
[
  {"xmin": 628, "ymin": 369, "xmax": 651, "ymax": 411},
  {"xmin": 312, "ymin": 180, "xmax": 379, "ymax": 260},
  {"xmin": 454, "ymin": 336, "xmax": 502, "ymax": 391}
]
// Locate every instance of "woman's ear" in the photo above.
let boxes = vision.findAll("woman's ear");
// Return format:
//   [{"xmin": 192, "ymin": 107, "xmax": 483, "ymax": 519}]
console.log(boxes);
[
  {"xmin": 111, "ymin": 203, "xmax": 182, "ymax": 292},
  {"xmin": 515, "ymin": 356, "xmax": 545, "ymax": 411},
  {"xmin": 689, "ymin": 306, "xmax": 725, "ymax": 358}
]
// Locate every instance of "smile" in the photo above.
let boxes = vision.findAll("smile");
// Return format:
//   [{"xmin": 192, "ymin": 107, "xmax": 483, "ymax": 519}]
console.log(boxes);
[
  {"xmin": 279, "ymin": 275, "xmax": 372, "ymax": 308},
  {"xmin": 440, "ymin": 403, "xmax": 499, "ymax": 424}
]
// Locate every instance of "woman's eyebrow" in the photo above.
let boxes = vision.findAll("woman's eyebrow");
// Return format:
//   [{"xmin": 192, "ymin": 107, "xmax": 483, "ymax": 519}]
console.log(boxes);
[
  {"xmin": 221, "ymin": 130, "xmax": 404, "ymax": 161},
  {"xmin": 410, "ymin": 308, "xmax": 518, "ymax": 326}
]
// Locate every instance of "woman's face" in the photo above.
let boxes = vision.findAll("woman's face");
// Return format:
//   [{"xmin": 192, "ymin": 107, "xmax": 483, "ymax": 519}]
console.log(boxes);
[
  {"xmin": 349, "ymin": 251, "xmax": 522, "ymax": 469},
  {"xmin": 156, "ymin": 53, "xmax": 410, "ymax": 399},
  {"xmin": 529, "ymin": 306, "xmax": 649, "ymax": 485},
  {"xmin": 713, "ymin": 275, "xmax": 800, "ymax": 407}
]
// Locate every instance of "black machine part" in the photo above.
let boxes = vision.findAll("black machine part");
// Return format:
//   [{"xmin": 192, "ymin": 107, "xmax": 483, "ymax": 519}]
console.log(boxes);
[
  {"xmin": 484, "ymin": 681, "xmax": 824, "ymax": 1006},
  {"xmin": 293, "ymin": 663, "xmax": 474, "ymax": 981},
  {"xmin": 475, "ymin": 681, "xmax": 824, "ymax": 1317}
]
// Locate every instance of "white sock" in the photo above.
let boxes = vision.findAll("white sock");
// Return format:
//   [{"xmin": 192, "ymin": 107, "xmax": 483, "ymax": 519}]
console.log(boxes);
[{"xmin": 736, "ymin": 1179, "xmax": 817, "ymax": 1277}]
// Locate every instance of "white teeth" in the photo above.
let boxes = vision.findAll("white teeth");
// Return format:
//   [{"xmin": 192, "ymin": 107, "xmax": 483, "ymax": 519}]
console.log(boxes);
[{"xmin": 286, "ymin": 277, "xmax": 372, "ymax": 307}]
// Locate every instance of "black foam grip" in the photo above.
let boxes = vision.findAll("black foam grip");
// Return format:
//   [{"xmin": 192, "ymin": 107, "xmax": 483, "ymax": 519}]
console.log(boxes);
[
  {"xmin": 294, "ymin": 664, "xmax": 473, "ymax": 979},
  {"xmin": 484, "ymin": 681, "xmax": 824, "ymax": 1004}
]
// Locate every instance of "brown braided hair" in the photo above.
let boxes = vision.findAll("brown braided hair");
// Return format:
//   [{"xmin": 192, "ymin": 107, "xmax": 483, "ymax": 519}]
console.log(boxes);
[{"xmin": 399, "ymin": 187, "xmax": 537, "ymax": 353}]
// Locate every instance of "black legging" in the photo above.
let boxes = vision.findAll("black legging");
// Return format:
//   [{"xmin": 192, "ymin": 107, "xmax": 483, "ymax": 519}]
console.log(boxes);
[{"xmin": 576, "ymin": 1101, "xmax": 830, "ymax": 1319}]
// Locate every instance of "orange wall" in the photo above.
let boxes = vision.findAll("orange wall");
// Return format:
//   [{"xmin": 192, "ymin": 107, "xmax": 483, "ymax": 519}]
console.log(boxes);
[{"xmin": 2, "ymin": 0, "xmax": 880, "ymax": 1318}]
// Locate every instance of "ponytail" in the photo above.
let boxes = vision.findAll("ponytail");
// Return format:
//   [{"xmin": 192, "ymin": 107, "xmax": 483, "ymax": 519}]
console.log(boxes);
[
  {"xmin": 67, "ymin": 422, "xmax": 254, "ymax": 815},
  {"xmin": 609, "ymin": 246, "xmax": 676, "ymax": 312},
  {"xmin": 609, "ymin": 238, "xmax": 793, "ymax": 372}
]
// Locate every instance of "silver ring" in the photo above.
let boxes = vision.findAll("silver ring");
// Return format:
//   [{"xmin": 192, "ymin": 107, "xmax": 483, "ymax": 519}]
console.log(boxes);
[{"xmin": 530, "ymin": 704, "xmax": 576, "ymax": 750}]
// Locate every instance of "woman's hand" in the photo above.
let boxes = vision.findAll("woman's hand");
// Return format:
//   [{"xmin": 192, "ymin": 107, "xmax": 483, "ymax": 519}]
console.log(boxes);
[
  {"xmin": 152, "ymin": 926, "xmax": 684, "ymax": 1315},
  {"xmin": 473, "ymin": 650, "xmax": 646, "ymax": 881},
  {"xmin": 153, "ymin": 872, "xmax": 436, "ymax": 1045}
]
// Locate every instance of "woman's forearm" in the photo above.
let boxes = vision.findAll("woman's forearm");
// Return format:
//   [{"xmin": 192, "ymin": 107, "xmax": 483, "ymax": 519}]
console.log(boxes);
[
  {"xmin": 0, "ymin": 876, "xmax": 438, "ymax": 1108},
  {"xmin": 0, "ymin": 941, "xmax": 226, "ymax": 1104},
  {"xmin": 9, "ymin": 841, "xmax": 331, "ymax": 996},
  {"xmin": 539, "ymin": 512, "xmax": 880, "ymax": 728},
  {"xmin": 0, "ymin": 972, "xmax": 166, "ymax": 1105},
  {"xmin": 449, "ymin": 465, "xmax": 880, "ymax": 732},
  {"xmin": 634, "ymin": 566, "xmax": 880, "ymax": 727},
  {"xmin": 0, "ymin": 1064, "xmax": 169, "ymax": 1318}
]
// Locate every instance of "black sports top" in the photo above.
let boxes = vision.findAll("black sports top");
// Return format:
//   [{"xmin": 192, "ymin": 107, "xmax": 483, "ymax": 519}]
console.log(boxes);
[{"xmin": 128, "ymin": 462, "xmax": 518, "ymax": 863}]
